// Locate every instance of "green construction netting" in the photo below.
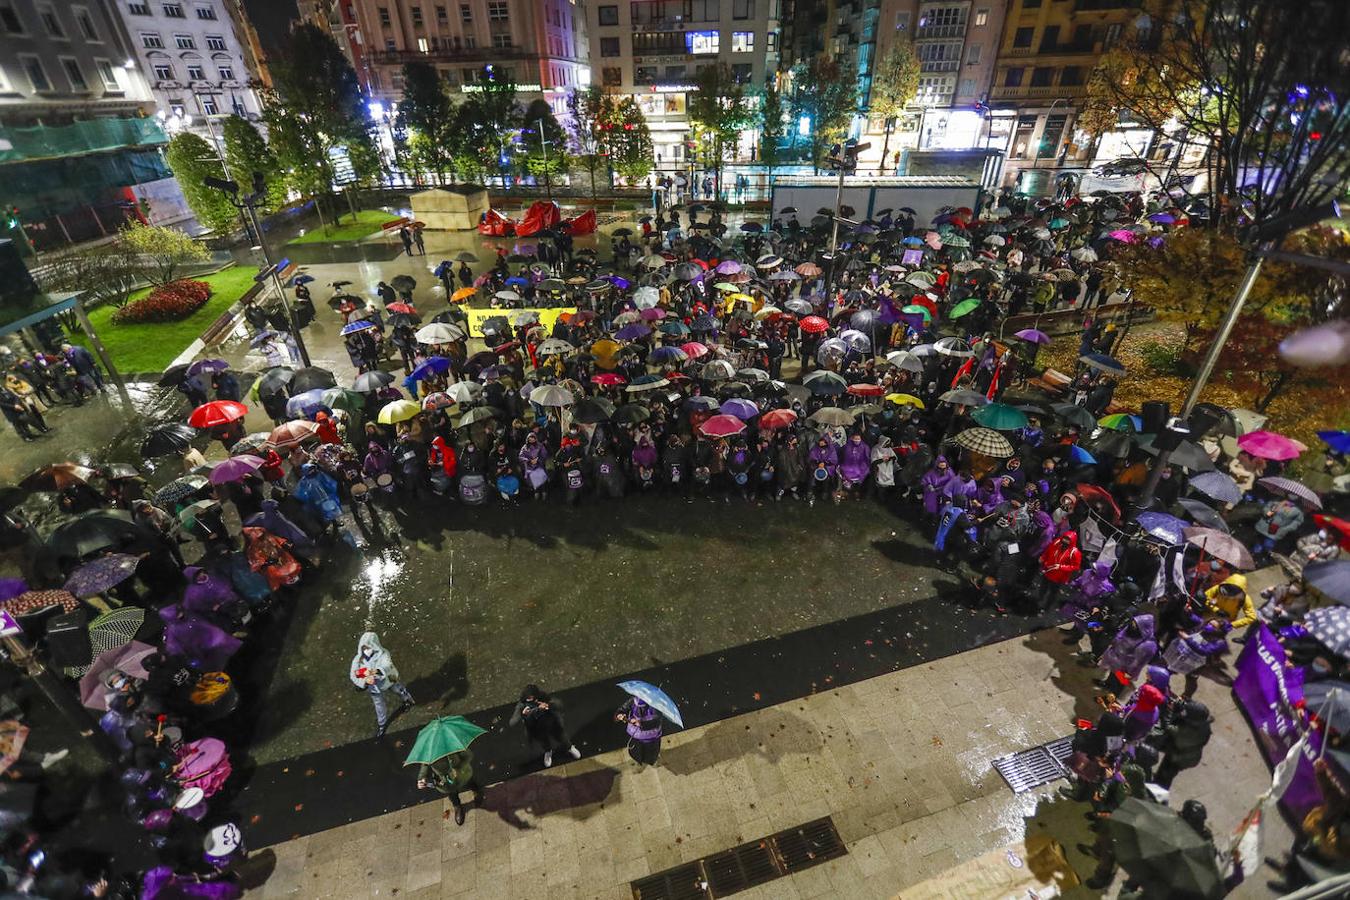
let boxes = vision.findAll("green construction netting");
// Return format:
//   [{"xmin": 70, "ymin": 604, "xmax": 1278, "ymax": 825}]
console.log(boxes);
[{"xmin": 0, "ymin": 117, "xmax": 167, "ymax": 165}]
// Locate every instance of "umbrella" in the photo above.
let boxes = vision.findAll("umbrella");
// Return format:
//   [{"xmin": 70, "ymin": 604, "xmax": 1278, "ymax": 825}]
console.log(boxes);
[
  {"xmin": 885, "ymin": 393, "xmax": 925, "ymax": 409},
  {"xmin": 795, "ymin": 262, "xmax": 822, "ymax": 277},
  {"xmin": 1177, "ymin": 498, "xmax": 1230, "ymax": 532},
  {"xmin": 340, "ymin": 320, "xmax": 376, "ymax": 336},
  {"xmin": 415, "ymin": 323, "xmax": 465, "ymax": 344},
  {"xmin": 759, "ymin": 409, "xmax": 798, "ymax": 430},
  {"xmin": 1068, "ymin": 445, "xmax": 1097, "ymax": 465},
  {"xmin": 1305, "ymin": 560, "xmax": 1350, "ymax": 605},
  {"xmin": 949, "ymin": 298, "xmax": 982, "ymax": 319},
  {"xmin": 289, "ymin": 367, "xmax": 337, "ymax": 393},
  {"xmin": 1013, "ymin": 328, "xmax": 1051, "ymax": 345},
  {"xmin": 572, "ymin": 398, "xmax": 615, "ymax": 425},
  {"xmin": 700, "ymin": 414, "xmax": 746, "ymax": 437},
  {"xmin": 446, "ymin": 382, "xmax": 482, "ymax": 404},
  {"xmin": 591, "ymin": 373, "xmax": 627, "ymax": 388},
  {"xmin": 402, "ymin": 716, "xmax": 487, "ymax": 767},
  {"xmin": 1135, "ymin": 511, "xmax": 1188, "ymax": 545},
  {"xmin": 940, "ymin": 389, "xmax": 989, "ymax": 407},
  {"xmin": 1189, "ymin": 471, "xmax": 1242, "ymax": 505},
  {"xmin": 1184, "ymin": 526, "xmax": 1255, "ymax": 569},
  {"xmin": 934, "ymin": 337, "xmax": 973, "ymax": 358},
  {"xmin": 536, "ymin": 338, "xmax": 576, "ymax": 357},
  {"xmin": 253, "ymin": 367, "xmax": 294, "ymax": 399},
  {"xmin": 47, "ymin": 511, "xmax": 149, "ymax": 560},
  {"xmin": 615, "ymin": 323, "xmax": 652, "ymax": 341},
  {"xmin": 158, "ymin": 363, "xmax": 190, "ymax": 387},
  {"xmin": 458, "ymin": 406, "xmax": 504, "ymax": 427},
  {"xmin": 450, "ymin": 287, "xmax": 477, "ymax": 303},
  {"xmin": 153, "ymin": 475, "xmax": 209, "ymax": 507},
  {"xmin": 1237, "ymin": 429, "xmax": 1304, "ymax": 461},
  {"xmin": 1257, "ymin": 476, "xmax": 1322, "ymax": 509},
  {"xmin": 186, "ymin": 358, "xmax": 229, "ymax": 378},
  {"xmin": 269, "ymin": 420, "xmax": 319, "ymax": 450},
  {"xmin": 809, "ymin": 407, "xmax": 855, "ymax": 427},
  {"xmin": 617, "ymin": 680, "xmax": 683, "ymax": 728},
  {"xmin": 1317, "ymin": 430, "xmax": 1350, "ymax": 455},
  {"xmin": 1305, "ymin": 607, "xmax": 1350, "ymax": 657},
  {"xmin": 454, "ymin": 251, "xmax": 479, "ymax": 263},
  {"xmin": 63, "ymin": 554, "xmax": 140, "ymax": 597},
  {"xmin": 649, "ymin": 346, "xmax": 688, "ymax": 366},
  {"xmin": 1136, "ymin": 436, "xmax": 1216, "ymax": 472},
  {"xmin": 321, "ymin": 387, "xmax": 364, "ymax": 417},
  {"xmin": 140, "ymin": 423, "xmax": 197, "ymax": 459},
  {"xmin": 379, "ymin": 399, "xmax": 422, "ymax": 424},
  {"xmin": 1070, "ymin": 247, "xmax": 1098, "ymax": 262},
  {"xmin": 420, "ymin": 392, "xmax": 455, "ymax": 411},
  {"xmin": 785, "ymin": 298, "xmax": 814, "ymax": 315},
  {"xmin": 884, "ymin": 351, "xmax": 924, "ymax": 374},
  {"xmin": 799, "ymin": 316, "xmax": 829, "ymax": 334},
  {"xmin": 952, "ymin": 428, "xmax": 1014, "ymax": 458},
  {"xmin": 1106, "ymin": 798, "xmax": 1222, "ymax": 899},
  {"xmin": 21, "ymin": 463, "xmax": 97, "ymax": 492},
  {"xmin": 353, "ymin": 371, "xmax": 395, "ymax": 393},
  {"xmin": 701, "ymin": 360, "xmax": 736, "ymax": 381},
  {"xmin": 410, "ymin": 357, "xmax": 452, "ymax": 380},
  {"xmin": 208, "ymin": 455, "xmax": 264, "ymax": 485},
  {"xmin": 529, "ymin": 385, "xmax": 574, "ymax": 407},
  {"xmin": 1079, "ymin": 353, "xmax": 1125, "ymax": 376},
  {"xmin": 1051, "ymin": 403, "xmax": 1097, "ymax": 430},
  {"xmin": 720, "ymin": 398, "xmax": 760, "ymax": 420},
  {"xmin": 285, "ymin": 388, "xmax": 330, "ymax": 420},
  {"xmin": 971, "ymin": 403, "xmax": 1028, "ymax": 431},
  {"xmin": 613, "ymin": 404, "xmax": 651, "ymax": 424},
  {"xmin": 846, "ymin": 383, "xmax": 884, "ymax": 398},
  {"xmin": 1098, "ymin": 413, "xmax": 1142, "ymax": 432}
]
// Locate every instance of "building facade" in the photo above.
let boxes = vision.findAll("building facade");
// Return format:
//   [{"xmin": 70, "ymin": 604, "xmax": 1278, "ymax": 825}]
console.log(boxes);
[
  {"xmin": 347, "ymin": 0, "xmax": 589, "ymax": 113},
  {"xmin": 110, "ymin": 0, "xmax": 264, "ymax": 152},
  {"xmin": 588, "ymin": 0, "xmax": 781, "ymax": 169},
  {"xmin": 0, "ymin": 0, "xmax": 185, "ymax": 247},
  {"xmin": 989, "ymin": 0, "xmax": 1143, "ymax": 189}
]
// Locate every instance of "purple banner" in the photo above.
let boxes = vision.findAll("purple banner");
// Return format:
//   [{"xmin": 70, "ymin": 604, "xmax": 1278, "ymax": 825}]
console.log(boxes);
[{"xmin": 1233, "ymin": 624, "xmax": 1323, "ymax": 820}]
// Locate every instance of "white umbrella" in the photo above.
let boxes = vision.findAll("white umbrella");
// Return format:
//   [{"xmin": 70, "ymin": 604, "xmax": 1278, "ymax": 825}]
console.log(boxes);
[
  {"xmin": 446, "ymin": 381, "xmax": 482, "ymax": 404},
  {"xmin": 633, "ymin": 285, "xmax": 661, "ymax": 309},
  {"xmin": 1071, "ymin": 247, "xmax": 1098, "ymax": 262},
  {"xmin": 529, "ymin": 385, "xmax": 574, "ymax": 407},
  {"xmin": 885, "ymin": 350, "xmax": 924, "ymax": 373},
  {"xmin": 415, "ymin": 322, "xmax": 465, "ymax": 344},
  {"xmin": 495, "ymin": 289, "xmax": 522, "ymax": 302},
  {"xmin": 983, "ymin": 234, "xmax": 1006, "ymax": 247},
  {"xmin": 536, "ymin": 338, "xmax": 575, "ymax": 357}
]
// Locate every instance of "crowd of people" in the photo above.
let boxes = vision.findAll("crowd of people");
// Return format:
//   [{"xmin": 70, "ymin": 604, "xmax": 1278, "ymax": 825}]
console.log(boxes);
[{"xmin": 0, "ymin": 185, "xmax": 1346, "ymax": 896}]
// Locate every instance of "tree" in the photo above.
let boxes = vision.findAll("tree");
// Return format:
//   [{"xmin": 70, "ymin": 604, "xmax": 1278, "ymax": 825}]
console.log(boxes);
[
  {"xmin": 869, "ymin": 41, "xmax": 920, "ymax": 173},
  {"xmin": 163, "ymin": 133, "xmax": 237, "ymax": 234},
  {"xmin": 788, "ymin": 57, "xmax": 857, "ymax": 173},
  {"xmin": 758, "ymin": 80, "xmax": 787, "ymax": 184},
  {"xmin": 118, "ymin": 222, "xmax": 209, "ymax": 286},
  {"xmin": 41, "ymin": 243, "xmax": 139, "ymax": 308},
  {"xmin": 396, "ymin": 61, "xmax": 457, "ymax": 184},
  {"xmin": 606, "ymin": 96, "xmax": 654, "ymax": 184},
  {"xmin": 518, "ymin": 98, "xmax": 568, "ymax": 187},
  {"xmin": 687, "ymin": 63, "xmax": 755, "ymax": 197},
  {"xmin": 220, "ymin": 115, "xmax": 287, "ymax": 211},
  {"xmin": 266, "ymin": 23, "xmax": 381, "ymax": 218},
  {"xmin": 459, "ymin": 69, "xmax": 521, "ymax": 186},
  {"xmin": 565, "ymin": 87, "xmax": 607, "ymax": 199},
  {"xmin": 1077, "ymin": 0, "xmax": 1350, "ymax": 227}
]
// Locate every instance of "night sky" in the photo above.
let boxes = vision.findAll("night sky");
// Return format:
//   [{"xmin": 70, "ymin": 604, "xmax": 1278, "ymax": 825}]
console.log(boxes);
[{"xmin": 242, "ymin": 0, "xmax": 300, "ymax": 56}]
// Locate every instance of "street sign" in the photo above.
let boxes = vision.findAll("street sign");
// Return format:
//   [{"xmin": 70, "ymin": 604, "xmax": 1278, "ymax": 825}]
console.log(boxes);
[{"xmin": 0, "ymin": 610, "xmax": 21, "ymax": 637}]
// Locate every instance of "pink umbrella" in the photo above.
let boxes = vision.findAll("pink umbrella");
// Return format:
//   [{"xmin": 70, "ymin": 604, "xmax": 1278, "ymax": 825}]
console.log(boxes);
[
  {"xmin": 1107, "ymin": 229, "xmax": 1138, "ymax": 243},
  {"xmin": 79, "ymin": 640, "xmax": 158, "ymax": 710},
  {"xmin": 1237, "ymin": 429, "xmax": 1304, "ymax": 461},
  {"xmin": 591, "ymin": 373, "xmax": 626, "ymax": 387},
  {"xmin": 208, "ymin": 454, "xmax": 264, "ymax": 485},
  {"xmin": 680, "ymin": 341, "xmax": 710, "ymax": 359},
  {"xmin": 639, "ymin": 307, "xmax": 667, "ymax": 321},
  {"xmin": 699, "ymin": 414, "xmax": 747, "ymax": 437},
  {"xmin": 714, "ymin": 259, "xmax": 742, "ymax": 274},
  {"xmin": 924, "ymin": 231, "xmax": 943, "ymax": 250}
]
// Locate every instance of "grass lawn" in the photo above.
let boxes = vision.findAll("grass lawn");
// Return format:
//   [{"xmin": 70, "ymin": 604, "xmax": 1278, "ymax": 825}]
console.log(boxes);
[
  {"xmin": 284, "ymin": 208, "xmax": 401, "ymax": 245},
  {"xmin": 74, "ymin": 265, "xmax": 257, "ymax": 374}
]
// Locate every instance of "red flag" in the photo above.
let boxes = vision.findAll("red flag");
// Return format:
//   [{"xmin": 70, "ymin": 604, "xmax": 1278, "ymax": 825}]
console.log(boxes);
[
  {"xmin": 950, "ymin": 357, "xmax": 974, "ymax": 389},
  {"xmin": 986, "ymin": 360, "xmax": 1003, "ymax": 400}
]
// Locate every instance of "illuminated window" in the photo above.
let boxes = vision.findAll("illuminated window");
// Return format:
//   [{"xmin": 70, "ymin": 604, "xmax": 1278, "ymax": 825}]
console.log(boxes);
[
  {"xmin": 418, "ymin": 36, "xmax": 429, "ymax": 52},
  {"xmin": 974, "ymin": 8, "xmax": 988, "ymax": 26},
  {"xmin": 686, "ymin": 30, "xmax": 718, "ymax": 54},
  {"xmin": 732, "ymin": 31, "xmax": 753, "ymax": 52}
]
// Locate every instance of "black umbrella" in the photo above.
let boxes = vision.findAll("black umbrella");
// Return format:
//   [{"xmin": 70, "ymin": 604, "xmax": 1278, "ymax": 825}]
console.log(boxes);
[
  {"xmin": 390, "ymin": 275, "xmax": 417, "ymax": 294},
  {"xmin": 254, "ymin": 367, "xmax": 295, "ymax": 399},
  {"xmin": 154, "ymin": 475, "xmax": 210, "ymax": 507},
  {"xmin": 1089, "ymin": 430, "xmax": 1137, "ymax": 460},
  {"xmin": 46, "ymin": 511, "xmax": 152, "ymax": 560},
  {"xmin": 1305, "ymin": 561, "xmax": 1350, "ymax": 606},
  {"xmin": 158, "ymin": 363, "xmax": 190, "ymax": 387},
  {"xmin": 289, "ymin": 366, "xmax": 337, "ymax": 394},
  {"xmin": 572, "ymin": 398, "xmax": 614, "ymax": 425},
  {"xmin": 613, "ymin": 404, "xmax": 650, "ymax": 424},
  {"xmin": 610, "ymin": 227, "xmax": 633, "ymax": 237},
  {"xmin": 1176, "ymin": 498, "xmax": 1230, "ymax": 532},
  {"xmin": 140, "ymin": 423, "xmax": 196, "ymax": 459},
  {"xmin": 1051, "ymin": 403, "xmax": 1097, "ymax": 430},
  {"xmin": 353, "ymin": 371, "xmax": 395, "ymax": 393},
  {"xmin": 1106, "ymin": 799, "xmax": 1223, "ymax": 899},
  {"xmin": 1136, "ymin": 436, "xmax": 1216, "ymax": 472},
  {"xmin": 20, "ymin": 464, "xmax": 96, "ymax": 492}
]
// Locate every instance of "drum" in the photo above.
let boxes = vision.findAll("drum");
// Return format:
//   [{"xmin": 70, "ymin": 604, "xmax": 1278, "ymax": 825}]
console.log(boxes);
[
  {"xmin": 349, "ymin": 481, "xmax": 369, "ymax": 498},
  {"xmin": 1162, "ymin": 637, "xmax": 1208, "ymax": 674},
  {"xmin": 376, "ymin": 473, "xmax": 394, "ymax": 489},
  {"xmin": 459, "ymin": 474, "xmax": 486, "ymax": 505}
]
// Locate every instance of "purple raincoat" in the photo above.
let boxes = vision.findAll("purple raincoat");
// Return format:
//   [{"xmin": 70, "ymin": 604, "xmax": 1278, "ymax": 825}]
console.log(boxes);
[
  {"xmin": 181, "ymin": 567, "xmax": 244, "ymax": 621},
  {"xmin": 839, "ymin": 437, "xmax": 870, "ymax": 485},
  {"xmin": 1099, "ymin": 614, "xmax": 1157, "ymax": 681},
  {"xmin": 159, "ymin": 605, "xmax": 241, "ymax": 671},
  {"xmin": 632, "ymin": 436, "xmax": 658, "ymax": 470},
  {"xmin": 809, "ymin": 440, "xmax": 838, "ymax": 477},
  {"xmin": 920, "ymin": 457, "xmax": 953, "ymax": 515}
]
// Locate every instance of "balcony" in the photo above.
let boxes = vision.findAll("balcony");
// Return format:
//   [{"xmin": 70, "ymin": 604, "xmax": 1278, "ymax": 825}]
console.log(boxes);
[
  {"xmin": 915, "ymin": 24, "xmax": 965, "ymax": 39},
  {"xmin": 990, "ymin": 84, "xmax": 1085, "ymax": 100},
  {"xmin": 369, "ymin": 46, "xmax": 532, "ymax": 65},
  {"xmin": 920, "ymin": 60, "xmax": 960, "ymax": 73}
]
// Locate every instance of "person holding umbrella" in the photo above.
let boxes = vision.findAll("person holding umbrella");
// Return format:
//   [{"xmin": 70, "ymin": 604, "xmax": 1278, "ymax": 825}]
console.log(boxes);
[
  {"xmin": 350, "ymin": 631, "xmax": 415, "ymax": 738},
  {"xmin": 510, "ymin": 684, "xmax": 581, "ymax": 769},
  {"xmin": 407, "ymin": 715, "xmax": 486, "ymax": 826},
  {"xmin": 615, "ymin": 681, "xmax": 681, "ymax": 767}
]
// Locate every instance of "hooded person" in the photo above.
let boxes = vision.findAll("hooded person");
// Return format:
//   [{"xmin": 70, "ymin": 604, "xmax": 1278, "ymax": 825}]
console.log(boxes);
[
  {"xmin": 1036, "ymin": 529, "xmax": 1082, "ymax": 609},
  {"xmin": 1062, "ymin": 559, "xmax": 1115, "ymax": 634},
  {"xmin": 1203, "ymin": 573, "xmax": 1257, "ymax": 632},
  {"xmin": 349, "ymin": 631, "xmax": 415, "ymax": 738},
  {"xmin": 244, "ymin": 498, "xmax": 314, "ymax": 552},
  {"xmin": 839, "ymin": 432, "xmax": 871, "ymax": 495},
  {"xmin": 920, "ymin": 456, "xmax": 954, "ymax": 516},
  {"xmin": 615, "ymin": 695, "xmax": 663, "ymax": 766},
  {"xmin": 242, "ymin": 526, "xmax": 301, "ymax": 591},
  {"xmin": 808, "ymin": 436, "xmax": 839, "ymax": 502},
  {"xmin": 181, "ymin": 566, "xmax": 247, "ymax": 626},
  {"xmin": 1098, "ymin": 613, "xmax": 1158, "ymax": 685},
  {"xmin": 1153, "ymin": 699, "xmax": 1214, "ymax": 787},
  {"xmin": 518, "ymin": 432, "xmax": 550, "ymax": 499},
  {"xmin": 1121, "ymin": 680, "xmax": 1166, "ymax": 743},
  {"xmin": 159, "ymin": 603, "xmax": 242, "ymax": 672},
  {"xmin": 775, "ymin": 433, "xmax": 806, "ymax": 500},
  {"xmin": 509, "ymin": 684, "xmax": 581, "ymax": 769},
  {"xmin": 978, "ymin": 514, "xmax": 1023, "ymax": 612},
  {"xmin": 592, "ymin": 441, "xmax": 626, "ymax": 498}
]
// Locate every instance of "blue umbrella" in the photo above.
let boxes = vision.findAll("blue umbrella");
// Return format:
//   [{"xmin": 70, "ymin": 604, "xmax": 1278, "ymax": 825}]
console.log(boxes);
[
  {"xmin": 607, "ymin": 275, "xmax": 632, "ymax": 290},
  {"xmin": 341, "ymin": 320, "xmax": 376, "ymax": 336},
  {"xmin": 691, "ymin": 315, "xmax": 717, "ymax": 332},
  {"xmin": 617, "ymin": 680, "xmax": 683, "ymax": 728},
  {"xmin": 1318, "ymin": 430, "xmax": 1350, "ymax": 455},
  {"xmin": 285, "ymin": 388, "xmax": 330, "ymax": 419},
  {"xmin": 249, "ymin": 329, "xmax": 280, "ymax": 347},
  {"xmin": 505, "ymin": 276, "xmax": 529, "ymax": 287},
  {"xmin": 1068, "ymin": 445, "xmax": 1097, "ymax": 465},
  {"xmin": 902, "ymin": 236, "xmax": 925, "ymax": 246},
  {"xmin": 1135, "ymin": 511, "xmax": 1187, "ymax": 545},
  {"xmin": 410, "ymin": 356, "xmax": 452, "ymax": 380},
  {"xmin": 649, "ymin": 346, "xmax": 686, "ymax": 365}
]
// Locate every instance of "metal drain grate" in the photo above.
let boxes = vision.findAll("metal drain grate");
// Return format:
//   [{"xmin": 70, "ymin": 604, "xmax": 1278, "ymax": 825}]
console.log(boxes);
[
  {"xmin": 773, "ymin": 817, "xmax": 848, "ymax": 873},
  {"xmin": 631, "ymin": 863, "xmax": 708, "ymax": 900},
  {"xmin": 992, "ymin": 735, "xmax": 1075, "ymax": 793},
  {"xmin": 631, "ymin": 817, "xmax": 847, "ymax": 899}
]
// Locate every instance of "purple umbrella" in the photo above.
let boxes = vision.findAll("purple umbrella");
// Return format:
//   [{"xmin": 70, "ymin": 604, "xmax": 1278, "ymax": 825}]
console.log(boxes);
[
  {"xmin": 720, "ymin": 398, "xmax": 760, "ymax": 420},
  {"xmin": 186, "ymin": 358, "xmax": 230, "ymax": 377},
  {"xmin": 0, "ymin": 578, "xmax": 26, "ymax": 602},
  {"xmin": 1014, "ymin": 328, "xmax": 1051, "ymax": 345},
  {"xmin": 208, "ymin": 455, "xmax": 264, "ymax": 485},
  {"xmin": 63, "ymin": 554, "xmax": 140, "ymax": 597},
  {"xmin": 607, "ymin": 275, "xmax": 632, "ymax": 290},
  {"xmin": 1147, "ymin": 213, "xmax": 1176, "ymax": 224},
  {"xmin": 1135, "ymin": 511, "xmax": 1187, "ymax": 545},
  {"xmin": 1190, "ymin": 471, "xmax": 1242, "ymax": 505},
  {"xmin": 615, "ymin": 323, "xmax": 651, "ymax": 341},
  {"xmin": 715, "ymin": 259, "xmax": 742, "ymax": 274}
]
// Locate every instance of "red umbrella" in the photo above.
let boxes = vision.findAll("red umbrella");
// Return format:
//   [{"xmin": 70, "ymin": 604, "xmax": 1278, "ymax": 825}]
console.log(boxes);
[
  {"xmin": 680, "ymin": 341, "xmax": 710, "ymax": 359},
  {"xmin": 846, "ymin": 383, "xmax": 884, "ymax": 397},
  {"xmin": 699, "ymin": 414, "xmax": 747, "ymax": 437},
  {"xmin": 386, "ymin": 302, "xmax": 417, "ymax": 315},
  {"xmin": 909, "ymin": 295, "xmax": 938, "ymax": 317},
  {"xmin": 799, "ymin": 316, "xmax": 829, "ymax": 334},
  {"xmin": 187, "ymin": 400, "xmax": 248, "ymax": 429},
  {"xmin": 591, "ymin": 373, "xmax": 627, "ymax": 387},
  {"xmin": 1314, "ymin": 514, "xmax": 1350, "ymax": 550},
  {"xmin": 759, "ymin": 409, "xmax": 798, "ymax": 430},
  {"xmin": 1073, "ymin": 483, "xmax": 1121, "ymax": 524}
]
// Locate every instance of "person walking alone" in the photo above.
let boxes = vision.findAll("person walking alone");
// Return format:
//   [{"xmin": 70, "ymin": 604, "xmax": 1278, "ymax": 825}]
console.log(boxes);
[
  {"xmin": 615, "ymin": 696, "xmax": 663, "ymax": 766},
  {"xmin": 417, "ymin": 748, "xmax": 484, "ymax": 826},
  {"xmin": 510, "ymin": 684, "xmax": 581, "ymax": 768},
  {"xmin": 349, "ymin": 631, "xmax": 414, "ymax": 737}
]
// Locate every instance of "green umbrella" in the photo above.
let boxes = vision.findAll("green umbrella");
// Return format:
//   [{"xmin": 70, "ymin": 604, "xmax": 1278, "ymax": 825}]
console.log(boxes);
[
  {"xmin": 403, "ymin": 716, "xmax": 487, "ymax": 767},
  {"xmin": 943, "ymin": 235, "xmax": 971, "ymax": 248},
  {"xmin": 321, "ymin": 387, "xmax": 365, "ymax": 417},
  {"xmin": 949, "ymin": 298, "xmax": 982, "ymax": 319},
  {"xmin": 901, "ymin": 304, "xmax": 933, "ymax": 321},
  {"xmin": 972, "ymin": 402, "xmax": 1029, "ymax": 431},
  {"xmin": 1106, "ymin": 798, "xmax": 1223, "ymax": 898}
]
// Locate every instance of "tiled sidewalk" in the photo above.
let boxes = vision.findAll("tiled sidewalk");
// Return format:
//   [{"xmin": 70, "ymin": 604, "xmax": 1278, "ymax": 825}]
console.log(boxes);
[{"xmin": 248, "ymin": 626, "xmax": 1286, "ymax": 899}]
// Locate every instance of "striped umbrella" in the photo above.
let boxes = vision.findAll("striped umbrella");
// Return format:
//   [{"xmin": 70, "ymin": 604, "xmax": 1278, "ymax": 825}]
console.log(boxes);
[
  {"xmin": 1257, "ymin": 476, "xmax": 1322, "ymax": 509},
  {"xmin": 952, "ymin": 427, "xmax": 1014, "ymax": 458}
]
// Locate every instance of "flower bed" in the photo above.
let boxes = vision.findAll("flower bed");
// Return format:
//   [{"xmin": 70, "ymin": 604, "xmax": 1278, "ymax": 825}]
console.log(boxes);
[{"xmin": 111, "ymin": 279, "xmax": 212, "ymax": 324}]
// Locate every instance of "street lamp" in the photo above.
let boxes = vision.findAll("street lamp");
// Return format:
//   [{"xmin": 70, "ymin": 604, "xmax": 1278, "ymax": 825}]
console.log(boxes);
[{"xmin": 205, "ymin": 173, "xmax": 312, "ymax": 367}]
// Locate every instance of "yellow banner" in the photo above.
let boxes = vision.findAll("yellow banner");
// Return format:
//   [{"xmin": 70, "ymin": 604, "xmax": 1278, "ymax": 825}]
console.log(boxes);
[{"xmin": 462, "ymin": 307, "xmax": 577, "ymax": 339}]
